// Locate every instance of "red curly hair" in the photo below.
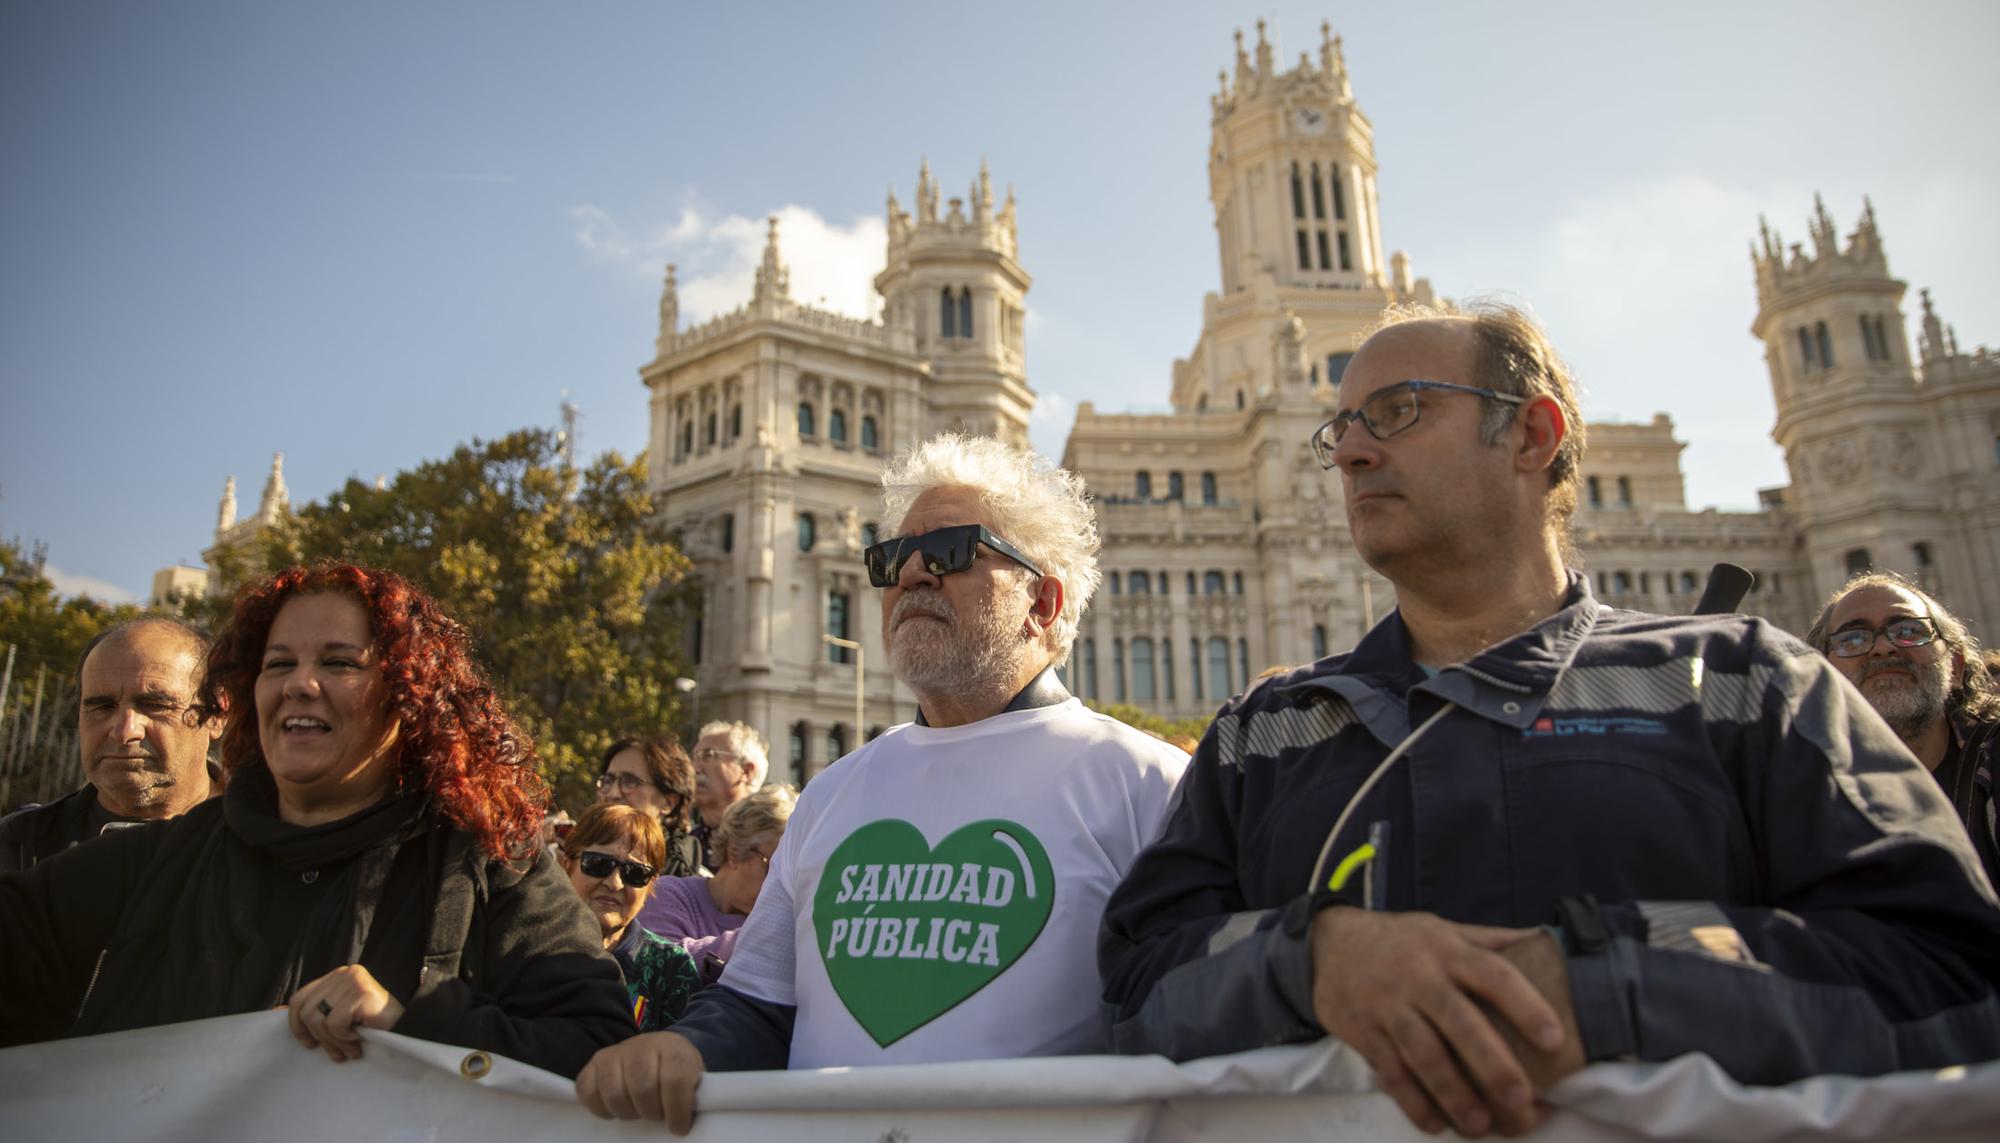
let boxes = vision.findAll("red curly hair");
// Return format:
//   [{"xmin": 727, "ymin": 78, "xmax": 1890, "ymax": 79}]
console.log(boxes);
[{"xmin": 202, "ymin": 563, "xmax": 547, "ymax": 860}]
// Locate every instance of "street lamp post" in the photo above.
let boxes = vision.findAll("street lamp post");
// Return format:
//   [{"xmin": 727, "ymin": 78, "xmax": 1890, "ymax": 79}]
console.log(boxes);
[
  {"xmin": 821, "ymin": 635, "xmax": 865, "ymax": 751},
  {"xmin": 673, "ymin": 676, "xmax": 698, "ymax": 742}
]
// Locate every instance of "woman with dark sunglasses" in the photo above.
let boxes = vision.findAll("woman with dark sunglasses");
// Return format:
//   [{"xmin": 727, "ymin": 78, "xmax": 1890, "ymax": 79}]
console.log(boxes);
[{"xmin": 559, "ymin": 804, "xmax": 701, "ymax": 1033}]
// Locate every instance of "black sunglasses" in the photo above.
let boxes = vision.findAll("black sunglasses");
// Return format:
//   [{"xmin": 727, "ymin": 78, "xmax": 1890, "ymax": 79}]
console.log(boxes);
[
  {"xmin": 576, "ymin": 850, "xmax": 657, "ymax": 887},
  {"xmin": 863, "ymin": 524, "xmax": 1043, "ymax": 588}
]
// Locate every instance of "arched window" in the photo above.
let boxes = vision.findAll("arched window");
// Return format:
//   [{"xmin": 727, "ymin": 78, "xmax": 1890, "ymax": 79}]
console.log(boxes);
[
  {"xmin": 829, "ymin": 409, "xmax": 848, "ymax": 443},
  {"xmin": 1135, "ymin": 471, "xmax": 1152, "ymax": 500},
  {"xmin": 941, "ymin": 288, "xmax": 957, "ymax": 338},
  {"xmin": 680, "ymin": 421, "xmax": 693, "ymax": 458},
  {"xmin": 1156, "ymin": 571, "xmax": 1168, "ymax": 594},
  {"xmin": 1611, "ymin": 571, "xmax": 1632, "ymax": 595},
  {"xmin": 827, "ymin": 725, "xmax": 848, "ymax": 765},
  {"xmin": 1129, "ymin": 573, "xmax": 1151, "ymax": 595},
  {"xmin": 1326, "ymin": 353, "xmax": 1352, "ymax": 384},
  {"xmin": 1310, "ymin": 162, "xmax": 1326, "ymax": 219},
  {"xmin": 1107, "ymin": 571, "xmax": 1121, "ymax": 595},
  {"xmin": 1312, "ymin": 624, "xmax": 1328, "ymax": 659},
  {"xmin": 1815, "ymin": 321, "xmax": 1834, "ymax": 369},
  {"xmin": 1185, "ymin": 571, "xmax": 1197, "ymax": 596},
  {"xmin": 1201, "ymin": 472, "xmax": 1217, "ymax": 505},
  {"xmin": 1113, "ymin": 638, "xmax": 1127, "ymax": 702},
  {"xmin": 1587, "ymin": 476, "xmax": 1603, "ymax": 507},
  {"xmin": 1844, "ymin": 548, "xmax": 1872, "ymax": 576},
  {"xmin": 1132, "ymin": 637, "xmax": 1156, "ymax": 702},
  {"xmin": 1189, "ymin": 641, "xmax": 1205, "ymax": 702},
  {"xmin": 1083, "ymin": 637, "xmax": 1099, "ymax": 700},
  {"xmin": 797, "ymin": 512, "xmax": 816, "ymax": 552},
  {"xmin": 1162, "ymin": 638, "xmax": 1176, "ymax": 701},
  {"xmin": 860, "ymin": 415, "xmax": 879, "ymax": 451},
  {"xmin": 718, "ymin": 513, "xmax": 735, "ymax": 554},
  {"xmin": 1232, "ymin": 572, "xmax": 1244, "ymax": 595},
  {"xmin": 704, "ymin": 412, "xmax": 718, "ymax": 446},
  {"xmin": 1168, "ymin": 471, "xmax": 1184, "ymax": 500},
  {"xmin": 1238, "ymin": 638, "xmax": 1250, "ymax": 690},
  {"xmin": 1208, "ymin": 637, "xmax": 1232, "ymax": 700},
  {"xmin": 1290, "ymin": 164, "xmax": 1306, "ymax": 220},
  {"xmin": 788, "ymin": 723, "xmax": 807, "ymax": 785},
  {"xmin": 797, "ymin": 401, "xmax": 816, "ymax": 437},
  {"xmin": 1680, "ymin": 570, "xmax": 1698, "ymax": 594},
  {"xmin": 1204, "ymin": 570, "xmax": 1225, "ymax": 596},
  {"xmin": 730, "ymin": 404, "xmax": 743, "ymax": 438},
  {"xmin": 958, "ymin": 287, "xmax": 973, "ymax": 338},
  {"xmin": 1617, "ymin": 476, "xmax": 1632, "ymax": 506}
]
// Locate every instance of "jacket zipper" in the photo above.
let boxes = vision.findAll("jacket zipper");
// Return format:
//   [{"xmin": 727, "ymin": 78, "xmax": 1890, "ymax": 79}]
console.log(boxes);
[{"xmin": 74, "ymin": 949, "xmax": 109, "ymax": 1026}]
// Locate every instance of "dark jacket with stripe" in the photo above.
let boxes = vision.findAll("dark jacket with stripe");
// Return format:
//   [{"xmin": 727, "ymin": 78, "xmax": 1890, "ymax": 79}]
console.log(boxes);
[{"xmin": 1098, "ymin": 574, "xmax": 2000, "ymax": 1081}]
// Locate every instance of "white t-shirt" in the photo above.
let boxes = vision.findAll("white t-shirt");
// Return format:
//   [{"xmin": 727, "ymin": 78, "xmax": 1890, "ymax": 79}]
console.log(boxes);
[{"xmin": 720, "ymin": 698, "xmax": 1188, "ymax": 1068}]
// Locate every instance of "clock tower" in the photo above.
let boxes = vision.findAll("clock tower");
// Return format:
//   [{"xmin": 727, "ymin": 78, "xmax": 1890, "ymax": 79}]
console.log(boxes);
[{"xmin": 1208, "ymin": 19, "xmax": 1387, "ymax": 295}]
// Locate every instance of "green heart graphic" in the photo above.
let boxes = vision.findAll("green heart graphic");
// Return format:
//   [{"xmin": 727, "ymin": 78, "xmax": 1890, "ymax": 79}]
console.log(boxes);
[{"xmin": 811, "ymin": 818, "xmax": 1055, "ymax": 1047}]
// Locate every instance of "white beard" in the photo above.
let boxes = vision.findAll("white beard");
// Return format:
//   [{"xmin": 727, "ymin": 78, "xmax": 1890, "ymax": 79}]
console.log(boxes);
[
  {"xmin": 1856, "ymin": 656, "xmax": 1950, "ymax": 740},
  {"xmin": 887, "ymin": 586, "xmax": 1029, "ymax": 698}
]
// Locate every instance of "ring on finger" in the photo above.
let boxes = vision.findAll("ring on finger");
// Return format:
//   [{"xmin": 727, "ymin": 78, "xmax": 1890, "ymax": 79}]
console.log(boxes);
[{"xmin": 317, "ymin": 999, "xmax": 333, "ymax": 1017}]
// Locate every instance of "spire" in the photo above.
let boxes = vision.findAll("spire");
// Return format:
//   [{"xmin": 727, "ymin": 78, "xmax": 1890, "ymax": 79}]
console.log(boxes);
[
  {"xmin": 216, "ymin": 475, "xmax": 237, "ymax": 536},
  {"xmin": 1332, "ymin": 34, "xmax": 1351, "ymax": 98},
  {"xmin": 1809, "ymin": 192, "xmax": 1838, "ymax": 256},
  {"xmin": 1254, "ymin": 18, "xmax": 1274, "ymax": 76},
  {"xmin": 1319, "ymin": 20, "xmax": 1335, "ymax": 76},
  {"xmin": 657, "ymin": 262, "xmax": 679, "ymax": 341},
  {"xmin": 1233, "ymin": 28, "xmax": 1250, "ymax": 87},
  {"xmin": 752, "ymin": 216, "xmax": 789, "ymax": 302},
  {"xmin": 1919, "ymin": 287, "xmax": 1946, "ymax": 361},
  {"xmin": 975, "ymin": 158, "xmax": 994, "ymax": 225},
  {"xmin": 916, "ymin": 158, "xmax": 938, "ymax": 223},
  {"xmin": 257, "ymin": 453, "xmax": 288, "ymax": 522}
]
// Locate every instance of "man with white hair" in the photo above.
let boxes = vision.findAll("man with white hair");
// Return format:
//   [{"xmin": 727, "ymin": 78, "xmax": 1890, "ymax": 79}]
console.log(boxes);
[
  {"xmin": 689, "ymin": 720, "xmax": 768, "ymax": 866},
  {"xmin": 578, "ymin": 434, "xmax": 1188, "ymax": 1131}
]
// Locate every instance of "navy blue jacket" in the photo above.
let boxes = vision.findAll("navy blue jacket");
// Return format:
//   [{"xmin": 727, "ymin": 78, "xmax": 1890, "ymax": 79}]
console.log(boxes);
[{"xmin": 1099, "ymin": 575, "xmax": 2000, "ymax": 1081}]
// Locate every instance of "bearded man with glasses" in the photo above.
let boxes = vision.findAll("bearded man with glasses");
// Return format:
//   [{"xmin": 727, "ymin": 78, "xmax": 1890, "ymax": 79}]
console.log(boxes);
[
  {"xmin": 578, "ymin": 434, "xmax": 1187, "ymax": 1133},
  {"xmin": 1098, "ymin": 301, "xmax": 2000, "ymax": 1138},
  {"xmin": 1808, "ymin": 573, "xmax": 2000, "ymax": 887}
]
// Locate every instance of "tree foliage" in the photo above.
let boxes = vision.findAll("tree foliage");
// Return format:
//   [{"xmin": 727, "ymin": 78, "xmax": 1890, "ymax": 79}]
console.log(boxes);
[
  {"xmin": 232, "ymin": 429, "xmax": 696, "ymax": 813},
  {"xmin": 1084, "ymin": 700, "xmax": 1212, "ymax": 748}
]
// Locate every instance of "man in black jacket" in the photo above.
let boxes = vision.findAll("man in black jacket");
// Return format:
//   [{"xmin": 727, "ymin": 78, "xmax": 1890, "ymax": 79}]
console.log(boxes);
[
  {"xmin": 1807, "ymin": 573, "xmax": 2000, "ymax": 889},
  {"xmin": 1098, "ymin": 302, "xmax": 2000, "ymax": 1138},
  {"xmin": 0, "ymin": 617, "xmax": 219, "ymax": 872}
]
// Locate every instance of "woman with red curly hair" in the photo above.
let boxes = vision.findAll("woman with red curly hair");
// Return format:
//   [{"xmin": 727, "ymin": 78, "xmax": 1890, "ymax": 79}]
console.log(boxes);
[{"xmin": 0, "ymin": 563, "xmax": 636, "ymax": 1077}]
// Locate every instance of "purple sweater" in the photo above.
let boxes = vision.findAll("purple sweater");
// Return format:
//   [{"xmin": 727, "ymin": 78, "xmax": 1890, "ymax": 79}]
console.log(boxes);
[{"xmin": 638, "ymin": 875, "xmax": 745, "ymax": 983}]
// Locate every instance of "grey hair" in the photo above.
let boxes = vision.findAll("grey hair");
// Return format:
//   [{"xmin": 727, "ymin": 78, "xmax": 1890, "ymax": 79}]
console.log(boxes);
[
  {"xmin": 714, "ymin": 783, "xmax": 798, "ymax": 865},
  {"xmin": 1805, "ymin": 571, "xmax": 2000, "ymax": 724},
  {"xmin": 698, "ymin": 720, "xmax": 769, "ymax": 789},
  {"xmin": 879, "ymin": 433, "xmax": 1102, "ymax": 667}
]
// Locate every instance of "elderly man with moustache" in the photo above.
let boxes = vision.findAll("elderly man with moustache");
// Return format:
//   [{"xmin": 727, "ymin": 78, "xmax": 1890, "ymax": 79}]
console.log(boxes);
[
  {"xmin": 576, "ymin": 434, "xmax": 1188, "ymax": 1133},
  {"xmin": 1807, "ymin": 573, "xmax": 2000, "ymax": 888},
  {"xmin": 1098, "ymin": 301, "xmax": 2000, "ymax": 1138},
  {"xmin": 0, "ymin": 618, "xmax": 219, "ymax": 873}
]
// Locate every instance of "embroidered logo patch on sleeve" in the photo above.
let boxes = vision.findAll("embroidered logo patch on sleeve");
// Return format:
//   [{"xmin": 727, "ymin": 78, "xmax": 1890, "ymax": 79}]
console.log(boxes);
[{"xmin": 811, "ymin": 818, "xmax": 1055, "ymax": 1047}]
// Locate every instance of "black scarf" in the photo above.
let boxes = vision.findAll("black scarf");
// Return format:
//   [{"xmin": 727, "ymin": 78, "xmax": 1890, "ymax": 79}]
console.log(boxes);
[{"xmin": 78, "ymin": 764, "xmax": 427, "ymax": 1032}]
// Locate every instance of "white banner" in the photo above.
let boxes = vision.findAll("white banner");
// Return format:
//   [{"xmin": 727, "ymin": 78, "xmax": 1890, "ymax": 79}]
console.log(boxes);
[{"xmin": 3, "ymin": 1011, "xmax": 1996, "ymax": 1142}]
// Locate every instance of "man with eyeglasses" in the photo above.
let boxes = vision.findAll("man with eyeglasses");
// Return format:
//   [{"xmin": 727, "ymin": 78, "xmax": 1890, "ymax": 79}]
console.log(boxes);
[
  {"xmin": 577, "ymin": 433, "xmax": 1187, "ymax": 1133},
  {"xmin": 1099, "ymin": 301, "xmax": 2000, "ymax": 1138},
  {"xmin": 689, "ymin": 721, "xmax": 768, "ymax": 866},
  {"xmin": 1808, "ymin": 573, "xmax": 2000, "ymax": 887},
  {"xmin": 0, "ymin": 618, "xmax": 220, "ymax": 872}
]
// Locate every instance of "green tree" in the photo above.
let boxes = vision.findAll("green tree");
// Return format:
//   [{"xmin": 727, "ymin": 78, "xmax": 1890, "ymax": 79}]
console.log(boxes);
[
  {"xmin": 1084, "ymin": 700, "xmax": 1212, "ymax": 747},
  {"xmin": 239, "ymin": 429, "xmax": 696, "ymax": 813},
  {"xmin": 0, "ymin": 539, "xmax": 147, "ymax": 806}
]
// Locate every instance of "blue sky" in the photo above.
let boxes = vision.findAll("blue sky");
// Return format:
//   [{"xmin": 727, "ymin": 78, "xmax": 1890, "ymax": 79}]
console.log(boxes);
[{"xmin": 4, "ymin": 1, "xmax": 1997, "ymax": 602}]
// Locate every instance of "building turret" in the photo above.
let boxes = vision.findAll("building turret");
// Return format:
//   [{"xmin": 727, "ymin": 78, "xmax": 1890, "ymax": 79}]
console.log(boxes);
[
  {"xmin": 874, "ymin": 160, "xmax": 1032, "ymax": 444},
  {"xmin": 257, "ymin": 452, "xmax": 289, "ymax": 523},
  {"xmin": 1208, "ymin": 18, "xmax": 1386, "ymax": 295},
  {"xmin": 655, "ymin": 262, "xmax": 679, "ymax": 354},
  {"xmin": 215, "ymin": 475, "xmax": 237, "ymax": 537}
]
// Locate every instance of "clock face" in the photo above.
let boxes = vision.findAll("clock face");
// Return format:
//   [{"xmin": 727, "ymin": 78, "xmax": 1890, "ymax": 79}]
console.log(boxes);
[{"xmin": 1292, "ymin": 106, "xmax": 1328, "ymax": 135}]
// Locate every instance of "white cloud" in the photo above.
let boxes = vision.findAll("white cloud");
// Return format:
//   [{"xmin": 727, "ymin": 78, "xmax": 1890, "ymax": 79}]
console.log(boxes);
[
  {"xmin": 1028, "ymin": 392, "xmax": 1076, "ymax": 462},
  {"xmin": 43, "ymin": 565, "xmax": 139, "ymax": 604},
  {"xmin": 1447, "ymin": 175, "xmax": 1807, "ymax": 510},
  {"xmin": 570, "ymin": 197, "xmax": 887, "ymax": 323}
]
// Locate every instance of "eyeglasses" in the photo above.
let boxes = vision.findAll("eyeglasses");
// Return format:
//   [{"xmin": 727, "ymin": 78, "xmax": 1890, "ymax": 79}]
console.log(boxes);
[
  {"xmin": 1827, "ymin": 618, "xmax": 1938, "ymax": 659},
  {"xmin": 576, "ymin": 850, "xmax": 658, "ymax": 887},
  {"xmin": 1310, "ymin": 380, "xmax": 1527, "ymax": 469},
  {"xmin": 863, "ymin": 524, "xmax": 1043, "ymax": 588},
  {"xmin": 693, "ymin": 747, "xmax": 739, "ymax": 766},
  {"xmin": 595, "ymin": 771, "xmax": 657, "ymax": 796}
]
